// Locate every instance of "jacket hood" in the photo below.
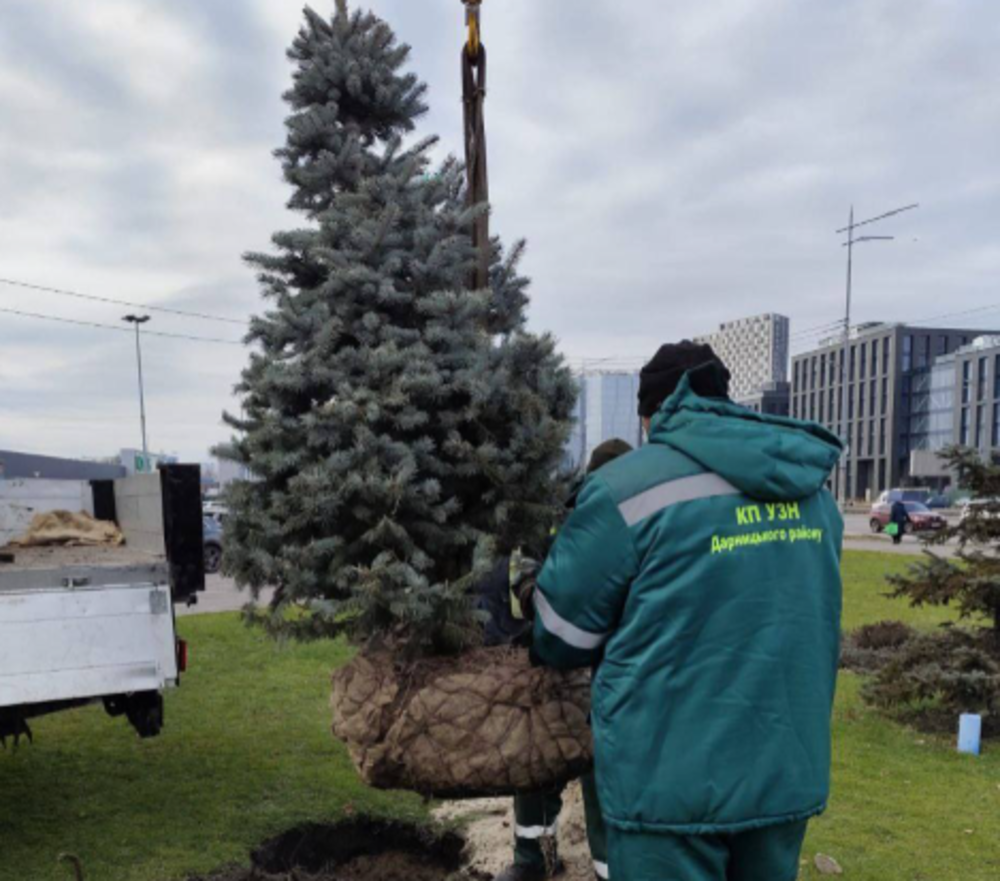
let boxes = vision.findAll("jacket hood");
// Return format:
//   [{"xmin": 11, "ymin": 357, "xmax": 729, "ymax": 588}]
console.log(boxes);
[{"xmin": 649, "ymin": 374, "xmax": 843, "ymax": 502}]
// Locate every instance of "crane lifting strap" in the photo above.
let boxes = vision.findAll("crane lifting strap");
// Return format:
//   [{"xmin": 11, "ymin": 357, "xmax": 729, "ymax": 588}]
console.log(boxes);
[{"xmin": 462, "ymin": 1, "xmax": 489, "ymax": 291}]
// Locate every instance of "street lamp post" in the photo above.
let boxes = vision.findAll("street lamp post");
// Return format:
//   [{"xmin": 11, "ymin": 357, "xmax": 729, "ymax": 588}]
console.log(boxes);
[
  {"xmin": 835, "ymin": 203, "xmax": 919, "ymax": 506},
  {"xmin": 123, "ymin": 314, "xmax": 151, "ymax": 468}
]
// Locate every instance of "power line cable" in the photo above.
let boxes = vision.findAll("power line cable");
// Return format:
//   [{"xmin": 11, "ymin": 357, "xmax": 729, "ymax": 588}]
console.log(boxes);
[
  {"xmin": 792, "ymin": 306, "xmax": 1000, "ymax": 354},
  {"xmin": 905, "ymin": 302, "xmax": 1000, "ymax": 328},
  {"xmin": 789, "ymin": 320, "xmax": 845, "ymax": 340},
  {"xmin": 0, "ymin": 276, "xmax": 248, "ymax": 326},
  {"xmin": 0, "ymin": 305, "xmax": 244, "ymax": 345}
]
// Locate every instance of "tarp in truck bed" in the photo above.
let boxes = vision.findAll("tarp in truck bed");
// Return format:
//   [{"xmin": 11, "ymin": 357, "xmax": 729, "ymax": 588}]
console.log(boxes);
[{"xmin": 6, "ymin": 510, "xmax": 124, "ymax": 548}]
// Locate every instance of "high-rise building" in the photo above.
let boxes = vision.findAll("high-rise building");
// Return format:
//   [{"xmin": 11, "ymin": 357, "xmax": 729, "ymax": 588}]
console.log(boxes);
[
  {"xmin": 739, "ymin": 381, "xmax": 791, "ymax": 417},
  {"xmin": 216, "ymin": 458, "xmax": 253, "ymax": 486},
  {"xmin": 908, "ymin": 335, "xmax": 1000, "ymax": 486},
  {"xmin": 791, "ymin": 324, "xmax": 1000, "ymax": 500},
  {"xmin": 564, "ymin": 393, "xmax": 586, "ymax": 472},
  {"xmin": 564, "ymin": 372, "xmax": 643, "ymax": 472},
  {"xmin": 696, "ymin": 313, "xmax": 790, "ymax": 404}
]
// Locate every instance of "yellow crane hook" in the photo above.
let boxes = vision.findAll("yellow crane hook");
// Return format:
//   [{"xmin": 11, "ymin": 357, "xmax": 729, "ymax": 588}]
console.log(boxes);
[{"xmin": 464, "ymin": 0, "xmax": 483, "ymax": 58}]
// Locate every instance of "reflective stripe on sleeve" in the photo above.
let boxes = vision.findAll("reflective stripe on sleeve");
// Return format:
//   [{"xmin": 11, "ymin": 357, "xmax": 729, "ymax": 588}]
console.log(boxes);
[
  {"xmin": 617, "ymin": 472, "xmax": 741, "ymax": 526},
  {"xmin": 534, "ymin": 589, "xmax": 610, "ymax": 651},
  {"xmin": 515, "ymin": 820, "xmax": 558, "ymax": 839}
]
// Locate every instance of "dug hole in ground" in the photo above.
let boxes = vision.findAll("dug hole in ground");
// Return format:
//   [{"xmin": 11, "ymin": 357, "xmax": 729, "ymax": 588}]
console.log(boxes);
[{"xmin": 180, "ymin": 786, "xmax": 592, "ymax": 881}]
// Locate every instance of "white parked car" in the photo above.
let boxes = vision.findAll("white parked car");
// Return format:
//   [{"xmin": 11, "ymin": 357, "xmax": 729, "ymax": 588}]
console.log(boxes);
[
  {"xmin": 877, "ymin": 488, "xmax": 931, "ymax": 506},
  {"xmin": 202, "ymin": 501, "xmax": 229, "ymax": 525},
  {"xmin": 959, "ymin": 498, "xmax": 1000, "ymax": 522}
]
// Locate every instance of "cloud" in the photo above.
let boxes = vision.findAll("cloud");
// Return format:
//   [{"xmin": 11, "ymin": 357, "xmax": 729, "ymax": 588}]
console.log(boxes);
[{"xmin": 1, "ymin": 0, "xmax": 999, "ymax": 461}]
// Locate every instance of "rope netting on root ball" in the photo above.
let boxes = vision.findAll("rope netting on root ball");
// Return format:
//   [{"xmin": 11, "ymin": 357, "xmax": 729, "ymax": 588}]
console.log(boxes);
[{"xmin": 331, "ymin": 648, "xmax": 593, "ymax": 798}]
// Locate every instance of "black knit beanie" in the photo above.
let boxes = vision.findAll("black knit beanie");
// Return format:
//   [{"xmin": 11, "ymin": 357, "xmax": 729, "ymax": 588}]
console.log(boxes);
[{"xmin": 637, "ymin": 341, "xmax": 731, "ymax": 418}]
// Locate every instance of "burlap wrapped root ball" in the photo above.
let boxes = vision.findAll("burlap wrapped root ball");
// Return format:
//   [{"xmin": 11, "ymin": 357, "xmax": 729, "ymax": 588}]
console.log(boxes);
[{"xmin": 331, "ymin": 647, "xmax": 593, "ymax": 798}]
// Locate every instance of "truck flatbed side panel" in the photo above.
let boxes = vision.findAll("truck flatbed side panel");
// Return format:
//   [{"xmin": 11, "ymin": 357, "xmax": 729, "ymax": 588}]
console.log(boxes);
[
  {"xmin": 0, "ymin": 583, "xmax": 177, "ymax": 709},
  {"xmin": 0, "ymin": 542, "xmax": 164, "ymax": 571},
  {"xmin": 0, "ymin": 564, "xmax": 168, "ymax": 593}
]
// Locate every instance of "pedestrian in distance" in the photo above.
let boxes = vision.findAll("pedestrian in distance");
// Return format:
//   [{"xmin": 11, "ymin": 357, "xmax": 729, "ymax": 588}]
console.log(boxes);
[
  {"xmin": 532, "ymin": 341, "xmax": 844, "ymax": 881},
  {"xmin": 888, "ymin": 498, "xmax": 909, "ymax": 545},
  {"xmin": 494, "ymin": 439, "xmax": 634, "ymax": 881}
]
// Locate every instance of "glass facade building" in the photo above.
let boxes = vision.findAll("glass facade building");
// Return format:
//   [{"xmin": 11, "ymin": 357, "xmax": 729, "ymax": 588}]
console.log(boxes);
[
  {"xmin": 791, "ymin": 324, "xmax": 989, "ymax": 500},
  {"xmin": 908, "ymin": 356, "xmax": 955, "ymax": 453},
  {"xmin": 563, "ymin": 372, "xmax": 644, "ymax": 472}
]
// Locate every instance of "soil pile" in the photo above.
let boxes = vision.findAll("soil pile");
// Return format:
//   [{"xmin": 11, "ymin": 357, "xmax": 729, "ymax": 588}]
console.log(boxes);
[
  {"xmin": 184, "ymin": 818, "xmax": 487, "ymax": 881},
  {"xmin": 331, "ymin": 647, "xmax": 593, "ymax": 798}
]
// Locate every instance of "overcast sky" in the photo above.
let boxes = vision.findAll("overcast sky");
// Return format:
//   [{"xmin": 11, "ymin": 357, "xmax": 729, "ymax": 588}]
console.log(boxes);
[{"xmin": 1, "ymin": 0, "xmax": 998, "ymax": 462}]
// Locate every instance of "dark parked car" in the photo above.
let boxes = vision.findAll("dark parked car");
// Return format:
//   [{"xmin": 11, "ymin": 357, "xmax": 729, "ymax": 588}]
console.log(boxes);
[
  {"xmin": 203, "ymin": 516, "xmax": 223, "ymax": 575},
  {"xmin": 869, "ymin": 501, "xmax": 946, "ymax": 534}
]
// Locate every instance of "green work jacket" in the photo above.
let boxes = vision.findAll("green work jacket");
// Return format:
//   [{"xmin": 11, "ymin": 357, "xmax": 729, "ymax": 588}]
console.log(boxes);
[{"xmin": 534, "ymin": 374, "xmax": 844, "ymax": 835}]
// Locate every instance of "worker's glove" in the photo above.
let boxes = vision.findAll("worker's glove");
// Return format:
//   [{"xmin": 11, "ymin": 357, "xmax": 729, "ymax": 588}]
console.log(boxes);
[{"xmin": 509, "ymin": 553, "xmax": 541, "ymax": 621}]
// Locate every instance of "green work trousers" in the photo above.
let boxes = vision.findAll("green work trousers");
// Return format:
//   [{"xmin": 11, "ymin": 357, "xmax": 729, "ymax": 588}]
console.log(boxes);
[
  {"xmin": 514, "ymin": 771, "xmax": 609, "ymax": 878},
  {"xmin": 606, "ymin": 819, "xmax": 808, "ymax": 881}
]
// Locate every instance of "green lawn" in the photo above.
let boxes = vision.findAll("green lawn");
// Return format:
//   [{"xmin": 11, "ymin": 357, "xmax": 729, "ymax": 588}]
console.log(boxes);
[
  {"xmin": 1, "ymin": 551, "xmax": 998, "ymax": 880},
  {"xmin": 0, "ymin": 617, "xmax": 424, "ymax": 881},
  {"xmin": 810, "ymin": 675, "xmax": 1000, "ymax": 880},
  {"xmin": 811, "ymin": 551, "xmax": 1000, "ymax": 881},
  {"xmin": 840, "ymin": 550, "xmax": 967, "ymax": 632}
]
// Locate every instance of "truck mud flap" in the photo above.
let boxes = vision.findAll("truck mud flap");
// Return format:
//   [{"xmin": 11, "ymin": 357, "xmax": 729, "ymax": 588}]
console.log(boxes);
[{"xmin": 104, "ymin": 692, "xmax": 164, "ymax": 738}]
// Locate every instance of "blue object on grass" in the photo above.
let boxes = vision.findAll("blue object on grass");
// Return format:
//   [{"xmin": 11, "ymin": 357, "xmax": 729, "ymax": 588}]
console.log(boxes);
[{"xmin": 958, "ymin": 714, "xmax": 982, "ymax": 755}]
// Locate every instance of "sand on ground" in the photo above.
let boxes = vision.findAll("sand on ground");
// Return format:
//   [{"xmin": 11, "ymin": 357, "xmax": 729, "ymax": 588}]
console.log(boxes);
[{"xmin": 436, "ymin": 781, "xmax": 595, "ymax": 881}]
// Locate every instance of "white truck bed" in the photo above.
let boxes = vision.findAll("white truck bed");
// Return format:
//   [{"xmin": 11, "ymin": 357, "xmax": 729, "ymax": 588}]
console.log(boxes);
[
  {"xmin": 0, "ymin": 565, "xmax": 177, "ymax": 709},
  {"xmin": 0, "ymin": 549, "xmax": 181, "ymax": 739}
]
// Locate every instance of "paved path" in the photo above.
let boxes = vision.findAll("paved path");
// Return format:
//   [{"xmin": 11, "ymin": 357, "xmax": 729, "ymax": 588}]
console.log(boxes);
[
  {"xmin": 843, "ymin": 536, "xmax": 955, "ymax": 557},
  {"xmin": 842, "ymin": 511, "xmax": 959, "ymax": 557},
  {"xmin": 178, "ymin": 574, "xmax": 273, "ymax": 616},
  {"xmin": 181, "ymin": 546, "xmax": 951, "ymax": 619},
  {"xmin": 177, "ymin": 509, "xmax": 960, "ymax": 615}
]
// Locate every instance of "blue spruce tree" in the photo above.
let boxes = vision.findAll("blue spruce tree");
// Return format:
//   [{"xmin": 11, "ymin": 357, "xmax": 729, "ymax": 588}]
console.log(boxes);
[{"xmin": 219, "ymin": 1, "xmax": 576, "ymax": 656}]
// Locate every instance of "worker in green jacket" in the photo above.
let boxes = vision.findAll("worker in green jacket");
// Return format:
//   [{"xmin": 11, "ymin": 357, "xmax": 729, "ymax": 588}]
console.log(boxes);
[
  {"xmin": 532, "ymin": 341, "xmax": 844, "ymax": 881},
  {"xmin": 497, "ymin": 438, "xmax": 634, "ymax": 881}
]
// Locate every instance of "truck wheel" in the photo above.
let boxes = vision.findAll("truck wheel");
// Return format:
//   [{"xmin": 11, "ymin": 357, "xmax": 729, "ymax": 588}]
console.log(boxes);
[
  {"xmin": 204, "ymin": 543, "xmax": 222, "ymax": 575},
  {"xmin": 125, "ymin": 693, "xmax": 164, "ymax": 739},
  {"xmin": 103, "ymin": 696, "xmax": 127, "ymax": 718}
]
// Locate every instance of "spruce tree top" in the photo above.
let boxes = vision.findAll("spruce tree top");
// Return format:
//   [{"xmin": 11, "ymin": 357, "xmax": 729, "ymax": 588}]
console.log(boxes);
[
  {"xmin": 280, "ymin": 1, "xmax": 428, "ymax": 215},
  {"xmin": 218, "ymin": 2, "xmax": 576, "ymax": 655}
]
